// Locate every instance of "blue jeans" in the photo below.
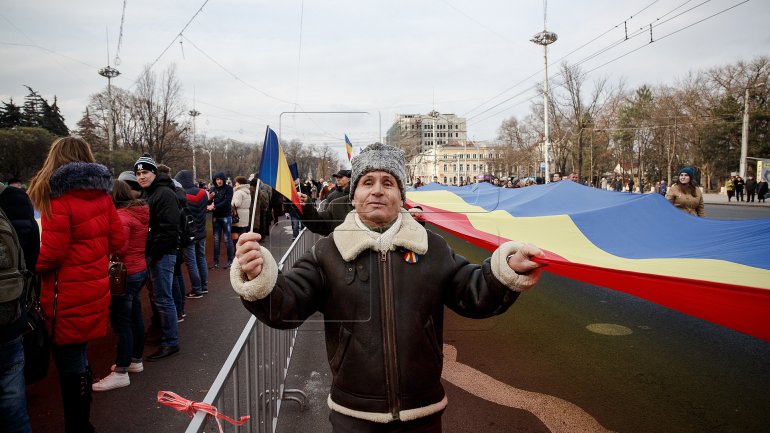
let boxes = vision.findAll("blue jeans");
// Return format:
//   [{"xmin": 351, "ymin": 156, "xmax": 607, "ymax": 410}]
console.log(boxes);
[
  {"xmin": 289, "ymin": 212, "xmax": 302, "ymax": 238},
  {"xmin": 172, "ymin": 252, "xmax": 186, "ymax": 317},
  {"xmin": 110, "ymin": 271, "xmax": 147, "ymax": 369},
  {"xmin": 0, "ymin": 337, "xmax": 32, "ymax": 433},
  {"xmin": 184, "ymin": 239, "xmax": 208, "ymax": 294},
  {"xmin": 148, "ymin": 255, "xmax": 179, "ymax": 347},
  {"xmin": 52, "ymin": 343, "xmax": 89, "ymax": 375},
  {"xmin": 212, "ymin": 216, "xmax": 234, "ymax": 266}
]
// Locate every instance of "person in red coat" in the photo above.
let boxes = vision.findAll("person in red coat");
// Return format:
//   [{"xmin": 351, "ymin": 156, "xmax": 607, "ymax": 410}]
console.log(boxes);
[
  {"xmin": 27, "ymin": 137, "xmax": 125, "ymax": 433},
  {"xmin": 92, "ymin": 180, "xmax": 150, "ymax": 392}
]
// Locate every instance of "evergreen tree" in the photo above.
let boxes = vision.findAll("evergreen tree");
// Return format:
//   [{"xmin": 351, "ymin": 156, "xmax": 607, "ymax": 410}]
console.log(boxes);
[
  {"xmin": 40, "ymin": 96, "xmax": 69, "ymax": 136},
  {"xmin": 76, "ymin": 108, "xmax": 103, "ymax": 147},
  {"xmin": 22, "ymin": 86, "xmax": 45, "ymax": 127},
  {"xmin": 0, "ymin": 98, "xmax": 23, "ymax": 128}
]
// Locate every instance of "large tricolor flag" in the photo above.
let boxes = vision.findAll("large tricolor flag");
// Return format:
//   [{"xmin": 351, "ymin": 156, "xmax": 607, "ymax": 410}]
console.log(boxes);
[
  {"xmin": 258, "ymin": 126, "xmax": 301, "ymax": 212},
  {"xmin": 406, "ymin": 181, "xmax": 770, "ymax": 342},
  {"xmin": 344, "ymin": 134, "xmax": 353, "ymax": 161}
]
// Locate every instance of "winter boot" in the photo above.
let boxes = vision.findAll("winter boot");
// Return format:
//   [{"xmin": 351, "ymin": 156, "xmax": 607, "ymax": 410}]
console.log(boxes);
[{"xmin": 59, "ymin": 367, "xmax": 95, "ymax": 433}]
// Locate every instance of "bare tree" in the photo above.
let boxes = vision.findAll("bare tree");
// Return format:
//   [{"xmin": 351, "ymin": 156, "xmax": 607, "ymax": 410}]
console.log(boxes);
[{"xmin": 134, "ymin": 64, "xmax": 189, "ymax": 166}]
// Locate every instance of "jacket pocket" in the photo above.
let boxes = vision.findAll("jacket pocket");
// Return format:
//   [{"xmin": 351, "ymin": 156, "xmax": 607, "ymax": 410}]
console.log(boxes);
[
  {"xmin": 329, "ymin": 326, "xmax": 352, "ymax": 373},
  {"xmin": 424, "ymin": 316, "xmax": 443, "ymax": 366}
]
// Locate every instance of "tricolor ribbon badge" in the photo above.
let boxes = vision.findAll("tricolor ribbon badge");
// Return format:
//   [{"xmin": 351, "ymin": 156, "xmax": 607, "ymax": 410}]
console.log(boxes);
[{"xmin": 403, "ymin": 251, "xmax": 418, "ymax": 264}]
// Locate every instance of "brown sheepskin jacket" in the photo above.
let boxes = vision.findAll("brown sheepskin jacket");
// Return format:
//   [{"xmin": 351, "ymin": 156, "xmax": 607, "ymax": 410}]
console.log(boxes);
[{"xmin": 230, "ymin": 210, "xmax": 538, "ymax": 424}]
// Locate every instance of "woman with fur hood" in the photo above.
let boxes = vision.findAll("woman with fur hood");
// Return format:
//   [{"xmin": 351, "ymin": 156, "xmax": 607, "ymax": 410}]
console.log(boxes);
[
  {"xmin": 230, "ymin": 143, "xmax": 544, "ymax": 432},
  {"xmin": 27, "ymin": 137, "xmax": 125, "ymax": 433}
]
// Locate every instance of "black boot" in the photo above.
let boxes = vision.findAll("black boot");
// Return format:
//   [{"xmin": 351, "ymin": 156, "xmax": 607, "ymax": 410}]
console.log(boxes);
[{"xmin": 59, "ymin": 367, "xmax": 95, "ymax": 433}]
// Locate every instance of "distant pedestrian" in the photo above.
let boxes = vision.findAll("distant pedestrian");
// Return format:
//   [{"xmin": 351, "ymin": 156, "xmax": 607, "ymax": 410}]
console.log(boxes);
[
  {"xmin": 175, "ymin": 170, "xmax": 209, "ymax": 299},
  {"xmin": 758, "ymin": 178, "xmax": 768, "ymax": 203},
  {"xmin": 666, "ymin": 167, "xmax": 704, "ymax": 217},
  {"xmin": 726, "ymin": 176, "xmax": 735, "ymax": 202},
  {"xmin": 658, "ymin": 179, "xmax": 667, "ymax": 196},
  {"xmin": 745, "ymin": 175, "xmax": 757, "ymax": 203},
  {"xmin": 734, "ymin": 175, "xmax": 745, "ymax": 201},
  {"xmin": 231, "ymin": 176, "xmax": 252, "ymax": 243},
  {"xmin": 627, "ymin": 177, "xmax": 635, "ymax": 193},
  {"xmin": 208, "ymin": 172, "xmax": 234, "ymax": 269}
]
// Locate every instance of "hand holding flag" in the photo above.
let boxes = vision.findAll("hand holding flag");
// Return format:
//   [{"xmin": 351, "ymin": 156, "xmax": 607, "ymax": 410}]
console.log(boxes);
[{"xmin": 250, "ymin": 126, "xmax": 301, "ymax": 232}]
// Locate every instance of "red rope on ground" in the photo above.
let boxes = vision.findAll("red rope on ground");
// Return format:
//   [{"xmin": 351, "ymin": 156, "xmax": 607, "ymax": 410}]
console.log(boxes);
[{"xmin": 157, "ymin": 391, "xmax": 249, "ymax": 433}]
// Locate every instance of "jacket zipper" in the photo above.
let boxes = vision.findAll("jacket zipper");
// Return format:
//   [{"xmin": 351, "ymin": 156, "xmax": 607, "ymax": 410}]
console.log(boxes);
[{"xmin": 380, "ymin": 249, "xmax": 400, "ymax": 419}]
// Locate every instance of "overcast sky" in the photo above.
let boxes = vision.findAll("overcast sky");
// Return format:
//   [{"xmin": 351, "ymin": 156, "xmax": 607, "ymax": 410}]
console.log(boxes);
[{"xmin": 2, "ymin": 0, "xmax": 769, "ymax": 162}]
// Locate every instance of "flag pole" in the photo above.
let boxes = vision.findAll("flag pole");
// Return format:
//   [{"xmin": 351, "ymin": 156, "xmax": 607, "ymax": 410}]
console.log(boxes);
[{"xmin": 249, "ymin": 179, "xmax": 261, "ymax": 234}]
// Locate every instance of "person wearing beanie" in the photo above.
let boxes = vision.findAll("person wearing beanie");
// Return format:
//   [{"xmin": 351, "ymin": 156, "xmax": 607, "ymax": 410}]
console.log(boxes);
[
  {"xmin": 666, "ymin": 167, "xmax": 704, "ymax": 217},
  {"xmin": 135, "ymin": 153, "xmax": 181, "ymax": 360},
  {"xmin": 118, "ymin": 171, "xmax": 142, "ymax": 196},
  {"xmin": 230, "ymin": 142, "xmax": 545, "ymax": 432},
  {"xmin": 207, "ymin": 172, "xmax": 234, "ymax": 269},
  {"xmin": 134, "ymin": 153, "xmax": 158, "ymax": 175},
  {"xmin": 299, "ymin": 144, "xmax": 423, "ymax": 236}
]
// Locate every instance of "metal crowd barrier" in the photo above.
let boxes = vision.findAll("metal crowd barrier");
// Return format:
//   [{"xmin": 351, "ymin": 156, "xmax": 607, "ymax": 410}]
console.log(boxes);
[{"xmin": 184, "ymin": 228, "xmax": 320, "ymax": 433}]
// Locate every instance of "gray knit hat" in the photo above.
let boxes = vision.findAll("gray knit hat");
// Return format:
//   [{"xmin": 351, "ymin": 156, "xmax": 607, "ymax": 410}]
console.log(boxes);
[
  {"xmin": 134, "ymin": 153, "xmax": 158, "ymax": 174},
  {"xmin": 350, "ymin": 142, "xmax": 406, "ymax": 200}
]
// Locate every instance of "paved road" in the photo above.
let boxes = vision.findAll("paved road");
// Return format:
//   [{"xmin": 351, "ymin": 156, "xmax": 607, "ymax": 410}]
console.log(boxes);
[{"xmin": 26, "ymin": 202, "xmax": 770, "ymax": 433}]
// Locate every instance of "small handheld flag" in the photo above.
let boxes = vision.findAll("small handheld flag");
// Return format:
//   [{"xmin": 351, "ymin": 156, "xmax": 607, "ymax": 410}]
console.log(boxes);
[
  {"xmin": 257, "ymin": 126, "xmax": 301, "ymax": 214},
  {"xmin": 345, "ymin": 134, "xmax": 353, "ymax": 161}
]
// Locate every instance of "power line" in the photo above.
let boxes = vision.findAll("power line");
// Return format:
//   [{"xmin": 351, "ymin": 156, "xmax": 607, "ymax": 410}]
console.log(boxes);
[
  {"xmin": 145, "ymin": 0, "xmax": 210, "ymax": 73},
  {"xmin": 467, "ymin": 0, "xmax": 746, "ymax": 127},
  {"xmin": 463, "ymin": 0, "xmax": 716, "ymax": 122},
  {"xmin": 181, "ymin": 35, "xmax": 295, "ymax": 105},
  {"xmin": 463, "ymin": 0, "xmax": 663, "ymax": 119}
]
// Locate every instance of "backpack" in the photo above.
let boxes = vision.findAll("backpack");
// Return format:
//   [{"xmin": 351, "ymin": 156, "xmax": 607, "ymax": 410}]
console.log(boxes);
[
  {"xmin": 0, "ymin": 184, "xmax": 32, "ymax": 326},
  {"xmin": 179, "ymin": 206, "xmax": 197, "ymax": 247}
]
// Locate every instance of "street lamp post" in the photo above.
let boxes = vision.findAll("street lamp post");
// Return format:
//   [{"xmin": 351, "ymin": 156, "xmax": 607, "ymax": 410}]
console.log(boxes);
[
  {"xmin": 189, "ymin": 109, "xmax": 200, "ymax": 181},
  {"xmin": 531, "ymin": 28, "xmax": 557, "ymax": 183},
  {"xmin": 98, "ymin": 65, "xmax": 120, "ymax": 172},
  {"xmin": 740, "ymin": 82, "xmax": 765, "ymax": 178}
]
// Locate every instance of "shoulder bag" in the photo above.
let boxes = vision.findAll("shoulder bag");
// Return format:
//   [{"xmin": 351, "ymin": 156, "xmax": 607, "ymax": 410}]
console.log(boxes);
[{"xmin": 109, "ymin": 255, "xmax": 128, "ymax": 296}]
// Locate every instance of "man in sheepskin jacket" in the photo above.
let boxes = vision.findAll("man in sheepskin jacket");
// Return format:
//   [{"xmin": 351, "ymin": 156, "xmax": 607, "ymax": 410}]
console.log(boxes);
[{"xmin": 230, "ymin": 143, "xmax": 544, "ymax": 432}]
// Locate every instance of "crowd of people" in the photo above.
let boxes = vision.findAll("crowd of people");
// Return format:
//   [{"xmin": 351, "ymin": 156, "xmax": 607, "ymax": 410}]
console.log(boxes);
[
  {"xmin": 0, "ymin": 136, "xmax": 290, "ymax": 433},
  {"xmin": 1, "ymin": 135, "xmax": 766, "ymax": 432}
]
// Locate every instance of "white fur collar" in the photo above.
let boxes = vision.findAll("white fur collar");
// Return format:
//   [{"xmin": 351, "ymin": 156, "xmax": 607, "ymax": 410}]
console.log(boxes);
[{"xmin": 333, "ymin": 210, "xmax": 428, "ymax": 262}]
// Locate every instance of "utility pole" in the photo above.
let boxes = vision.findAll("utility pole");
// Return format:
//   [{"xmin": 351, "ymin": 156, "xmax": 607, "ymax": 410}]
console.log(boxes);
[
  {"xmin": 189, "ymin": 109, "xmax": 200, "ymax": 181},
  {"xmin": 740, "ymin": 82, "xmax": 765, "ymax": 178},
  {"xmin": 531, "ymin": 2, "xmax": 557, "ymax": 183}
]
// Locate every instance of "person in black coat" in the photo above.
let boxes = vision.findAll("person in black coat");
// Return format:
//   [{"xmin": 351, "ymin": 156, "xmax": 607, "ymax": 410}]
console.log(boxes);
[
  {"xmin": 135, "ymin": 154, "xmax": 180, "ymax": 361},
  {"xmin": 0, "ymin": 183, "xmax": 38, "ymax": 433},
  {"xmin": 207, "ymin": 172, "xmax": 234, "ymax": 269},
  {"xmin": 175, "ymin": 170, "xmax": 209, "ymax": 298}
]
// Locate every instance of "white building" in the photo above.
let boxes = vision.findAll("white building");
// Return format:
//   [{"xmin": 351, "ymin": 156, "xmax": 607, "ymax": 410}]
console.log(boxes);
[
  {"xmin": 410, "ymin": 140, "xmax": 506, "ymax": 185},
  {"xmin": 394, "ymin": 110, "xmax": 467, "ymax": 152}
]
